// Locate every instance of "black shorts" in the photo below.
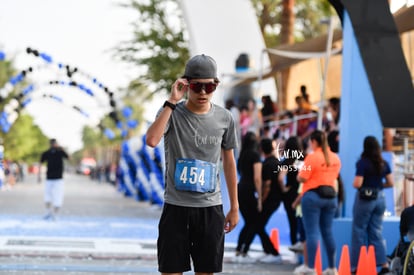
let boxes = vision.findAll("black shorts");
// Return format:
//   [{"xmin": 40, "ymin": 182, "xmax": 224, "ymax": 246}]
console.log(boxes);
[{"xmin": 157, "ymin": 203, "xmax": 225, "ymax": 273}]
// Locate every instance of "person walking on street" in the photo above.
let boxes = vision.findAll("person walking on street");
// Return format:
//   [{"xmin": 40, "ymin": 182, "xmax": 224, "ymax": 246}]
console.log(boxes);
[
  {"xmin": 350, "ymin": 136, "xmax": 394, "ymax": 275},
  {"xmin": 278, "ymin": 136, "xmax": 305, "ymax": 251},
  {"xmin": 38, "ymin": 138, "xmax": 70, "ymax": 221},
  {"xmin": 146, "ymin": 54, "xmax": 239, "ymax": 275},
  {"xmin": 257, "ymin": 138, "xmax": 283, "ymax": 263},
  {"xmin": 233, "ymin": 131, "xmax": 262, "ymax": 263},
  {"xmin": 297, "ymin": 130, "xmax": 341, "ymax": 275}
]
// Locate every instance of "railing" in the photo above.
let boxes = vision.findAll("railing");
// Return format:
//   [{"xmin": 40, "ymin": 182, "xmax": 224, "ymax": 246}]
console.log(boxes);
[
  {"xmin": 262, "ymin": 112, "xmax": 318, "ymax": 137},
  {"xmin": 263, "ymin": 117, "xmax": 414, "ymax": 215},
  {"xmin": 394, "ymin": 137, "xmax": 414, "ymax": 215}
]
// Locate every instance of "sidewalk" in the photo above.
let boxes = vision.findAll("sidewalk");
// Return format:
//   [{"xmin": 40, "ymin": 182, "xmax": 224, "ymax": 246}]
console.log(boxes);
[
  {"xmin": 0, "ymin": 236, "xmax": 297, "ymax": 274},
  {"xmin": 0, "ymin": 173, "xmax": 298, "ymax": 274}
]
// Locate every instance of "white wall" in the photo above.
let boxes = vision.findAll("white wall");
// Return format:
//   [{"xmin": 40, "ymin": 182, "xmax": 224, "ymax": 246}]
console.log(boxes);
[{"xmin": 179, "ymin": 0, "xmax": 277, "ymax": 105}]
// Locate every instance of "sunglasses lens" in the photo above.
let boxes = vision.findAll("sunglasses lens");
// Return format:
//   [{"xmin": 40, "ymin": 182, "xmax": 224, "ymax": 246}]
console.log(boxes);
[
  {"xmin": 189, "ymin": 82, "xmax": 217, "ymax": 94},
  {"xmin": 189, "ymin": 83, "xmax": 203, "ymax": 93},
  {"xmin": 205, "ymin": 83, "xmax": 217, "ymax": 93}
]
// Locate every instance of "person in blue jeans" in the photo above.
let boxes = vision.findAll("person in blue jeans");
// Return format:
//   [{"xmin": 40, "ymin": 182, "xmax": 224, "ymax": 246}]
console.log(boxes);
[
  {"xmin": 350, "ymin": 136, "xmax": 394, "ymax": 275},
  {"xmin": 297, "ymin": 130, "xmax": 341, "ymax": 275},
  {"xmin": 234, "ymin": 131, "xmax": 263, "ymax": 263}
]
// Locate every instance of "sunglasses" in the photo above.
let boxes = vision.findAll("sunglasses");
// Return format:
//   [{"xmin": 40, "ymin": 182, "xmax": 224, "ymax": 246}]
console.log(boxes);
[{"xmin": 189, "ymin": 82, "xmax": 218, "ymax": 94}]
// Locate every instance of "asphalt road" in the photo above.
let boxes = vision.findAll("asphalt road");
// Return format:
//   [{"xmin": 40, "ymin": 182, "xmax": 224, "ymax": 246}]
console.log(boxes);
[{"xmin": 0, "ymin": 173, "xmax": 298, "ymax": 274}]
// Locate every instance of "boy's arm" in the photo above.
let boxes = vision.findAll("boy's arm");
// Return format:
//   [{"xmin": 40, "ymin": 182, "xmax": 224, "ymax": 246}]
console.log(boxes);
[
  {"xmin": 146, "ymin": 105, "xmax": 174, "ymax": 147},
  {"xmin": 146, "ymin": 78, "xmax": 188, "ymax": 147},
  {"xmin": 222, "ymin": 149, "xmax": 239, "ymax": 233}
]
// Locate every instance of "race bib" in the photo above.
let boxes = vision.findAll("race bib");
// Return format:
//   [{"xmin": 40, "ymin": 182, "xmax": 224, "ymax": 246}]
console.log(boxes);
[{"xmin": 174, "ymin": 158, "xmax": 216, "ymax": 193}]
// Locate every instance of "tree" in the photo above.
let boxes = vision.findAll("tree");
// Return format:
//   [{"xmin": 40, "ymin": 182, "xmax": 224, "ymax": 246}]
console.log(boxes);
[
  {"xmin": 0, "ymin": 58, "xmax": 49, "ymax": 163},
  {"xmin": 3, "ymin": 114, "xmax": 48, "ymax": 162},
  {"xmin": 295, "ymin": 0, "xmax": 334, "ymax": 41},
  {"xmin": 116, "ymin": 0, "xmax": 333, "ymax": 111},
  {"xmin": 115, "ymin": 0, "xmax": 190, "ymax": 99},
  {"xmin": 279, "ymin": 0, "xmax": 295, "ymax": 111},
  {"xmin": 251, "ymin": 0, "xmax": 334, "ymax": 110},
  {"xmin": 0, "ymin": 59, "xmax": 15, "ymax": 90}
]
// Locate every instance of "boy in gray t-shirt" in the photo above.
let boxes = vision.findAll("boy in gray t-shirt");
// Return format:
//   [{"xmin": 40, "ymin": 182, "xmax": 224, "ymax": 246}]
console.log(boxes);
[{"xmin": 146, "ymin": 54, "xmax": 239, "ymax": 274}]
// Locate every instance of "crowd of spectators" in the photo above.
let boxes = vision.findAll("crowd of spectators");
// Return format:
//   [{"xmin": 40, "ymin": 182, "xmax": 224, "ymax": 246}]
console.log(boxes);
[
  {"xmin": 225, "ymin": 85, "xmax": 343, "ymax": 268},
  {"xmin": 1, "ymin": 160, "xmax": 26, "ymax": 189},
  {"xmin": 226, "ymin": 85, "xmax": 341, "ymax": 155}
]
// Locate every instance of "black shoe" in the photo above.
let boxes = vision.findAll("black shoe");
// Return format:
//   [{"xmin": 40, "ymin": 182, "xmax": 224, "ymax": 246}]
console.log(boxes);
[{"xmin": 377, "ymin": 267, "xmax": 391, "ymax": 275}]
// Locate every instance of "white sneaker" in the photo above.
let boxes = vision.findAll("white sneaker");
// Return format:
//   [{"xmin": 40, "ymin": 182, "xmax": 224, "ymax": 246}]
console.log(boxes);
[
  {"xmin": 289, "ymin": 242, "xmax": 304, "ymax": 253},
  {"xmin": 322, "ymin": 268, "xmax": 338, "ymax": 275},
  {"xmin": 293, "ymin": 264, "xmax": 306, "ymax": 274},
  {"xmin": 259, "ymin": 254, "xmax": 282, "ymax": 264},
  {"xmin": 231, "ymin": 254, "xmax": 240, "ymax": 263},
  {"xmin": 237, "ymin": 254, "xmax": 257, "ymax": 264},
  {"xmin": 293, "ymin": 264, "xmax": 316, "ymax": 275},
  {"xmin": 254, "ymin": 252, "xmax": 269, "ymax": 260},
  {"xmin": 43, "ymin": 213, "xmax": 53, "ymax": 220}
]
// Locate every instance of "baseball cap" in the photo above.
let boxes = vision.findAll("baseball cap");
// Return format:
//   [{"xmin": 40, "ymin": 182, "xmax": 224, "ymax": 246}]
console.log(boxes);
[{"xmin": 183, "ymin": 54, "xmax": 217, "ymax": 79}]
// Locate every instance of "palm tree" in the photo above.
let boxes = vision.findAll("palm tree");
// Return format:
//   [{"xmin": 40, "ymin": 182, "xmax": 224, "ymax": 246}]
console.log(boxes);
[{"xmin": 278, "ymin": 0, "xmax": 295, "ymax": 111}]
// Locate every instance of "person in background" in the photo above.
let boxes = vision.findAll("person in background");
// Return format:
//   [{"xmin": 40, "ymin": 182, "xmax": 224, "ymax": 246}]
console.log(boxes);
[
  {"xmin": 388, "ymin": 203, "xmax": 414, "ymax": 274},
  {"xmin": 38, "ymin": 138, "xmax": 70, "ymax": 221},
  {"xmin": 257, "ymin": 138, "xmax": 283, "ymax": 264},
  {"xmin": 327, "ymin": 130, "xmax": 344, "ymax": 218},
  {"xmin": 247, "ymin": 98, "xmax": 262, "ymax": 137},
  {"xmin": 261, "ymin": 95, "xmax": 277, "ymax": 138},
  {"xmin": 145, "ymin": 54, "xmax": 239, "ymax": 275},
  {"xmin": 292, "ymin": 184, "xmax": 308, "ymax": 275},
  {"xmin": 294, "ymin": 94, "xmax": 316, "ymax": 148},
  {"xmin": 239, "ymin": 105, "xmax": 252, "ymax": 138},
  {"xmin": 350, "ymin": 136, "xmax": 394, "ymax": 275},
  {"xmin": 325, "ymin": 97, "xmax": 340, "ymax": 133},
  {"xmin": 297, "ymin": 130, "xmax": 341, "ymax": 275},
  {"xmin": 300, "ymin": 85, "xmax": 311, "ymax": 106},
  {"xmin": 400, "ymin": 203, "xmax": 414, "ymax": 243},
  {"xmin": 225, "ymin": 99, "xmax": 241, "ymax": 160},
  {"xmin": 278, "ymin": 136, "xmax": 305, "ymax": 252},
  {"xmin": 234, "ymin": 131, "xmax": 262, "ymax": 263}
]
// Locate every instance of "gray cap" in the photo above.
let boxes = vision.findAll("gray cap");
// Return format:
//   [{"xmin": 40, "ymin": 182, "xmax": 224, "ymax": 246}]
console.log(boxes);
[{"xmin": 183, "ymin": 54, "xmax": 217, "ymax": 79}]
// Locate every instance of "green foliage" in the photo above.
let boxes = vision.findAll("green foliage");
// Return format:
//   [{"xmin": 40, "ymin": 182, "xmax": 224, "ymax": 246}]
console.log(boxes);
[
  {"xmin": 0, "ymin": 60, "xmax": 49, "ymax": 163},
  {"xmin": 70, "ymin": 150, "xmax": 84, "ymax": 165},
  {"xmin": 115, "ymin": 0, "xmax": 190, "ymax": 98},
  {"xmin": 82, "ymin": 126, "xmax": 103, "ymax": 149},
  {"xmin": 295, "ymin": 0, "xmax": 335, "ymax": 41},
  {"xmin": 251, "ymin": 0, "xmax": 282, "ymax": 47},
  {"xmin": 0, "ymin": 60, "xmax": 15, "ymax": 86},
  {"xmin": 81, "ymin": 125, "xmax": 115, "ymax": 152},
  {"xmin": 95, "ymin": 0, "xmax": 336, "ymax": 156},
  {"xmin": 2, "ymin": 114, "xmax": 49, "ymax": 163},
  {"xmin": 251, "ymin": 0, "xmax": 335, "ymax": 47}
]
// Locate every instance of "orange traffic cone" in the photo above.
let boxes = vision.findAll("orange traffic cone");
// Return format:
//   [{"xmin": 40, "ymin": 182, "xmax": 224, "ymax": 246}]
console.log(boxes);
[
  {"xmin": 270, "ymin": 228, "xmax": 280, "ymax": 251},
  {"xmin": 315, "ymin": 242, "xmax": 323, "ymax": 275},
  {"xmin": 338, "ymin": 245, "xmax": 351, "ymax": 275},
  {"xmin": 356, "ymin": 246, "xmax": 367, "ymax": 275},
  {"xmin": 366, "ymin": 245, "xmax": 377, "ymax": 275}
]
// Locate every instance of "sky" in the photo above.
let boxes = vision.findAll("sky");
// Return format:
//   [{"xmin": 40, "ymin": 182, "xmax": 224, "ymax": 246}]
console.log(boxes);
[
  {"xmin": 0, "ymin": 0, "xmax": 141, "ymax": 152},
  {"xmin": 0, "ymin": 0, "xmax": 411, "ymax": 152}
]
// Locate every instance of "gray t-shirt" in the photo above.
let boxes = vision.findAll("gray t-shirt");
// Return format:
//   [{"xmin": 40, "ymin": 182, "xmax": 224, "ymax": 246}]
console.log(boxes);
[{"xmin": 161, "ymin": 101, "xmax": 238, "ymax": 207}]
